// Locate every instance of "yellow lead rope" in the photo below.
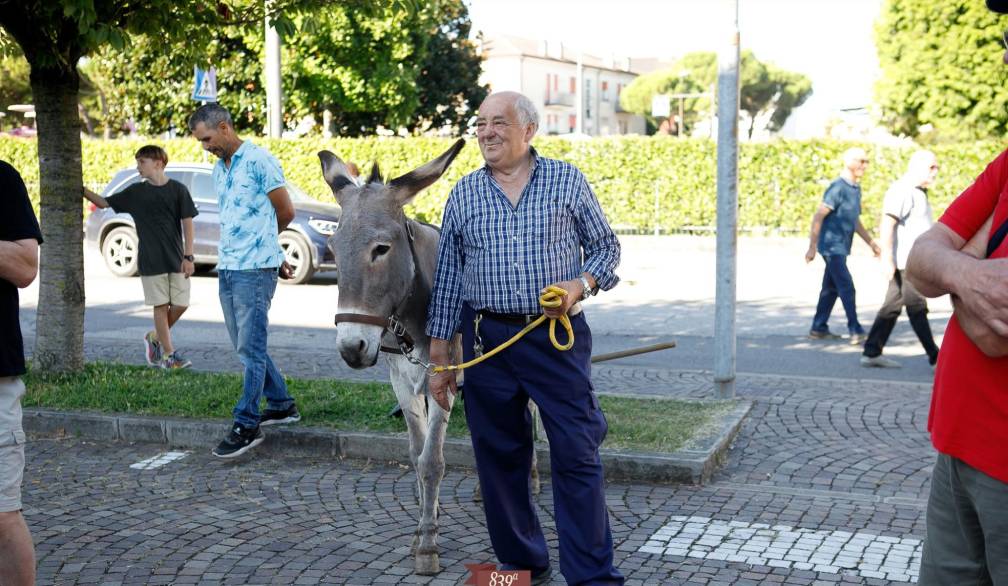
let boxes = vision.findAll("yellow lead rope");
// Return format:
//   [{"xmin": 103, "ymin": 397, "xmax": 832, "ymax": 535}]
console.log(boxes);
[{"xmin": 431, "ymin": 285, "xmax": 574, "ymax": 373}]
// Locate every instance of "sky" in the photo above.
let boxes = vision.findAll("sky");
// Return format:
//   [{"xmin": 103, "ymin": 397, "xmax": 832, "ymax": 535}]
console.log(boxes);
[{"xmin": 466, "ymin": 0, "xmax": 884, "ymax": 137}]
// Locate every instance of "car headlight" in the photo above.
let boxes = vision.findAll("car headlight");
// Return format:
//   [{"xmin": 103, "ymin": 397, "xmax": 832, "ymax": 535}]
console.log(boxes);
[{"xmin": 308, "ymin": 218, "xmax": 338, "ymax": 236}]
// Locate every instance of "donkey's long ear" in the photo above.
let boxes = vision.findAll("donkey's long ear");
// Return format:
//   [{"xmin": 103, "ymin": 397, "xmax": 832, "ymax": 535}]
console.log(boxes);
[
  {"xmin": 388, "ymin": 139, "xmax": 465, "ymax": 206},
  {"xmin": 318, "ymin": 150, "xmax": 356, "ymax": 204}
]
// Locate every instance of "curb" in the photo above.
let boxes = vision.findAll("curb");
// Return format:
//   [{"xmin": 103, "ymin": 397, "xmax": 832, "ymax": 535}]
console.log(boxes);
[{"xmin": 22, "ymin": 400, "xmax": 751, "ymax": 484}]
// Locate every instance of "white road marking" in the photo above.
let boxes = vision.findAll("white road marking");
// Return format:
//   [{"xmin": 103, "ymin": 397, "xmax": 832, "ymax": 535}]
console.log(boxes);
[
  {"xmin": 130, "ymin": 451, "xmax": 190, "ymax": 470},
  {"xmin": 639, "ymin": 515, "xmax": 921, "ymax": 583}
]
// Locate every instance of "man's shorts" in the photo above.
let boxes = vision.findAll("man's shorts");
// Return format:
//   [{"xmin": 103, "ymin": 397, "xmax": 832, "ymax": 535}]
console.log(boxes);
[
  {"xmin": 0, "ymin": 376, "xmax": 26, "ymax": 512},
  {"xmin": 141, "ymin": 272, "xmax": 191, "ymax": 307}
]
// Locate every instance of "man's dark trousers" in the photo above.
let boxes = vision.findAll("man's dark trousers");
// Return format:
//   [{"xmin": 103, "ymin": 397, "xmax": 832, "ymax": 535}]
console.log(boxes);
[
  {"xmin": 812, "ymin": 254, "xmax": 863, "ymax": 334},
  {"xmin": 863, "ymin": 269, "xmax": 939, "ymax": 363},
  {"xmin": 460, "ymin": 304, "xmax": 624, "ymax": 586}
]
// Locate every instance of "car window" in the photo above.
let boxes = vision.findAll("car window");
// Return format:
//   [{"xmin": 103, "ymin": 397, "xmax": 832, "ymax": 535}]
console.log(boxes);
[
  {"xmin": 166, "ymin": 170, "xmax": 191, "ymax": 188},
  {"xmin": 285, "ymin": 181, "xmax": 313, "ymax": 202},
  {"xmin": 102, "ymin": 172, "xmax": 140, "ymax": 197},
  {"xmin": 190, "ymin": 172, "xmax": 217, "ymax": 203}
]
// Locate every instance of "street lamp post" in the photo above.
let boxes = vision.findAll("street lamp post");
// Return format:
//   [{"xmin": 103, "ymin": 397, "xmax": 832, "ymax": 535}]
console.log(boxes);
[{"xmin": 714, "ymin": 0, "xmax": 740, "ymax": 399}]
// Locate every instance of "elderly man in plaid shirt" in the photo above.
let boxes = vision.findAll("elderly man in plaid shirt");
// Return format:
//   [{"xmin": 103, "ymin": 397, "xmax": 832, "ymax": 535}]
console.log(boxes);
[{"xmin": 427, "ymin": 91, "xmax": 623, "ymax": 586}]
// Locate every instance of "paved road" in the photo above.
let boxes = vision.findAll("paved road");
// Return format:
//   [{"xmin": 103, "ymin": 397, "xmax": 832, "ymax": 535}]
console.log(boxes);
[
  {"xmin": 18, "ymin": 235, "xmax": 940, "ymax": 584},
  {"xmin": 21, "ymin": 235, "xmax": 949, "ymax": 383}
]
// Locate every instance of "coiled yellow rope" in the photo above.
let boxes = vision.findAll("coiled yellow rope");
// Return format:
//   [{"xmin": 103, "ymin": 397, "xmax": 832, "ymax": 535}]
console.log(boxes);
[{"xmin": 431, "ymin": 285, "xmax": 574, "ymax": 373}]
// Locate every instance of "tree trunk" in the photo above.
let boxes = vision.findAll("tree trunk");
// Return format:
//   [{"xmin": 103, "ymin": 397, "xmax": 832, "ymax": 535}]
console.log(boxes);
[{"xmin": 30, "ymin": 66, "xmax": 85, "ymax": 372}]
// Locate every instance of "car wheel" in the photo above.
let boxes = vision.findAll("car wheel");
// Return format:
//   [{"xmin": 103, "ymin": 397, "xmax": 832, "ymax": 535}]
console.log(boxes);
[
  {"xmin": 279, "ymin": 231, "xmax": 315, "ymax": 285},
  {"xmin": 101, "ymin": 226, "xmax": 139, "ymax": 277}
]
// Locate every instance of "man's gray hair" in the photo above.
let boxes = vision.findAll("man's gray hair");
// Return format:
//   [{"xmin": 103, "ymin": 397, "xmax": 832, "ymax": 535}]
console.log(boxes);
[
  {"xmin": 513, "ymin": 94, "xmax": 539, "ymax": 128},
  {"xmin": 188, "ymin": 103, "xmax": 233, "ymax": 132}
]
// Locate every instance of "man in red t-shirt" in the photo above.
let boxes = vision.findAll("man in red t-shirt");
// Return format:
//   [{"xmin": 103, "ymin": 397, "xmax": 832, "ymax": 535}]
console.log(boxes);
[{"xmin": 904, "ymin": 3, "xmax": 1008, "ymax": 582}]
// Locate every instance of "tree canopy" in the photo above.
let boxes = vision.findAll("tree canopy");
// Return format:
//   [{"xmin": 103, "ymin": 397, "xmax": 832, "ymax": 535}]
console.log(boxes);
[
  {"xmin": 875, "ymin": 0, "xmax": 1007, "ymax": 141},
  {"xmin": 619, "ymin": 50, "xmax": 812, "ymax": 139},
  {"xmin": 78, "ymin": 0, "xmax": 484, "ymax": 137}
]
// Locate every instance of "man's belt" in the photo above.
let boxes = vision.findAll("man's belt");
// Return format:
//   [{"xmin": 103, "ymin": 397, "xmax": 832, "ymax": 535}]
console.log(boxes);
[{"xmin": 477, "ymin": 302, "xmax": 582, "ymax": 325}]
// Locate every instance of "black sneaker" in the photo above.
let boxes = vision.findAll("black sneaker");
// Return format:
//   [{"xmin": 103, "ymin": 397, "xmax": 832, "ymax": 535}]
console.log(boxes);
[
  {"xmin": 212, "ymin": 423, "xmax": 264, "ymax": 458},
  {"xmin": 260, "ymin": 404, "xmax": 301, "ymax": 426}
]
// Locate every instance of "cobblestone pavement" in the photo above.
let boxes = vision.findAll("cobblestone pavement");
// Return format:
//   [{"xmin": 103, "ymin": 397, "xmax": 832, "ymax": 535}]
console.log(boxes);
[{"xmin": 24, "ymin": 337, "xmax": 933, "ymax": 585}]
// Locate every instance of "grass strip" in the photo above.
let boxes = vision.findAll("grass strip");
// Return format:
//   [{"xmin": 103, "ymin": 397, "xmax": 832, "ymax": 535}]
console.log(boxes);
[{"xmin": 23, "ymin": 362, "xmax": 734, "ymax": 454}]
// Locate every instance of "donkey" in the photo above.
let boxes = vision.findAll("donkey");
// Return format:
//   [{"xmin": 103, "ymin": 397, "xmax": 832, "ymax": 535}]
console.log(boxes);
[{"xmin": 318, "ymin": 140, "xmax": 465, "ymax": 575}]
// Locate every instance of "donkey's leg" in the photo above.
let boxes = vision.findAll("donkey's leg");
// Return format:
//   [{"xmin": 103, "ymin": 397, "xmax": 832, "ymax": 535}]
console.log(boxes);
[
  {"xmin": 388, "ymin": 356, "xmax": 429, "ymax": 498},
  {"xmin": 415, "ymin": 375, "xmax": 453, "ymax": 576}
]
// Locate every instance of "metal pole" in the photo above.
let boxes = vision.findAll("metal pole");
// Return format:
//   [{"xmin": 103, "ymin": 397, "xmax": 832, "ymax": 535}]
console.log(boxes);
[
  {"xmin": 265, "ymin": 8, "xmax": 282, "ymax": 139},
  {"xmin": 714, "ymin": 0, "xmax": 740, "ymax": 399},
  {"xmin": 575, "ymin": 52, "xmax": 584, "ymax": 135}
]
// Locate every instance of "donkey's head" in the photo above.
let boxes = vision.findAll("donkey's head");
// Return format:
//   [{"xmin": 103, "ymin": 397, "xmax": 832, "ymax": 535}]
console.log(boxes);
[{"xmin": 319, "ymin": 139, "xmax": 465, "ymax": 368}]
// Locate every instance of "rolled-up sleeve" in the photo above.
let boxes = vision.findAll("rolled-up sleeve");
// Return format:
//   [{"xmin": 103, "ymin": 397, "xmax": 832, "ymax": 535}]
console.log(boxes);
[
  {"xmin": 574, "ymin": 176, "xmax": 620, "ymax": 291},
  {"xmin": 426, "ymin": 189, "xmax": 465, "ymax": 340}
]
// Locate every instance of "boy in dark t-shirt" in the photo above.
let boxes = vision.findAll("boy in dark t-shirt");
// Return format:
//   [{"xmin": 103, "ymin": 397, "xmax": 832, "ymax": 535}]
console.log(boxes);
[{"xmin": 84, "ymin": 145, "xmax": 198, "ymax": 369}]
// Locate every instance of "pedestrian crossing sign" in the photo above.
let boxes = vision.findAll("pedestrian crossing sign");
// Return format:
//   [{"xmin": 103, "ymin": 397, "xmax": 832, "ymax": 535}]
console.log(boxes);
[{"xmin": 192, "ymin": 66, "xmax": 218, "ymax": 102}]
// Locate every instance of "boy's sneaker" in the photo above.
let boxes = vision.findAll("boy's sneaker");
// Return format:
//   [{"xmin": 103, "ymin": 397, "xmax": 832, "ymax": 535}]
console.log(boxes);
[
  {"xmin": 212, "ymin": 423, "xmax": 264, "ymax": 458},
  {"xmin": 160, "ymin": 351, "xmax": 192, "ymax": 369},
  {"xmin": 144, "ymin": 331, "xmax": 162, "ymax": 365},
  {"xmin": 260, "ymin": 404, "xmax": 301, "ymax": 426}
]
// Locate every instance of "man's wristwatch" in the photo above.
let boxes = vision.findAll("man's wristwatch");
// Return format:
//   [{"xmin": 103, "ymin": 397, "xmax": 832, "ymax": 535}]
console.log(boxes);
[
  {"xmin": 183, "ymin": 255, "xmax": 195, "ymax": 262},
  {"xmin": 578, "ymin": 274, "xmax": 596, "ymax": 301}
]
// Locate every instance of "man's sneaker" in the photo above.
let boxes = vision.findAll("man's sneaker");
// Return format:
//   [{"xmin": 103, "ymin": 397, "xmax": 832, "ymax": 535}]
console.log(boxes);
[
  {"xmin": 849, "ymin": 332, "xmax": 867, "ymax": 345},
  {"xmin": 160, "ymin": 352, "xmax": 192, "ymax": 369},
  {"xmin": 143, "ymin": 331, "xmax": 162, "ymax": 365},
  {"xmin": 860, "ymin": 355, "xmax": 901, "ymax": 368},
  {"xmin": 212, "ymin": 423, "xmax": 264, "ymax": 458},
  {"xmin": 260, "ymin": 404, "xmax": 301, "ymax": 426},
  {"xmin": 808, "ymin": 329, "xmax": 842, "ymax": 340}
]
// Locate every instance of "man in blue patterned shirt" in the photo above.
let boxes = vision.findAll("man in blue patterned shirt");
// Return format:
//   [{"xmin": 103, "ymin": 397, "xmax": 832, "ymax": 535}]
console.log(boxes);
[
  {"xmin": 427, "ymin": 91, "xmax": 623, "ymax": 585},
  {"xmin": 188, "ymin": 104, "xmax": 302, "ymax": 459}
]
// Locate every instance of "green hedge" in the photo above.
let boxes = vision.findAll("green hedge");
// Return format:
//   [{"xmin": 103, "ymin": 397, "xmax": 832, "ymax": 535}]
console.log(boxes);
[{"xmin": 2, "ymin": 135, "xmax": 1003, "ymax": 233}]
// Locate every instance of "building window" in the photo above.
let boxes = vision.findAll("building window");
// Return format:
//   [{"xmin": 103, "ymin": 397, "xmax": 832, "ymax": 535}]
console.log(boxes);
[
  {"xmin": 569, "ymin": 76, "xmax": 576, "ymax": 93},
  {"xmin": 619, "ymin": 120, "xmax": 627, "ymax": 134},
  {"xmin": 601, "ymin": 81, "xmax": 609, "ymax": 102},
  {"xmin": 554, "ymin": 74, "xmax": 559, "ymax": 92},
  {"xmin": 585, "ymin": 79, "xmax": 592, "ymax": 120},
  {"xmin": 569, "ymin": 114, "xmax": 576, "ymax": 133}
]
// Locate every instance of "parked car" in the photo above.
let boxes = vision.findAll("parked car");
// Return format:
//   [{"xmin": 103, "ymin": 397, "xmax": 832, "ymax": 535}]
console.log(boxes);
[{"xmin": 84, "ymin": 163, "xmax": 341, "ymax": 285}]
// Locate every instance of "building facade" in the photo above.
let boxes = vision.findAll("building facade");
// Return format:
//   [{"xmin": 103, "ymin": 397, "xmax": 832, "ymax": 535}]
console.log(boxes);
[{"xmin": 478, "ymin": 35, "xmax": 647, "ymax": 136}]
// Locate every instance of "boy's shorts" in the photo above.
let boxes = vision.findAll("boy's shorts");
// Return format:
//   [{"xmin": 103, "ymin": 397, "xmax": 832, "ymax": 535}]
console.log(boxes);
[
  {"xmin": 0, "ymin": 376, "xmax": 26, "ymax": 512},
  {"xmin": 141, "ymin": 272, "xmax": 190, "ymax": 307}
]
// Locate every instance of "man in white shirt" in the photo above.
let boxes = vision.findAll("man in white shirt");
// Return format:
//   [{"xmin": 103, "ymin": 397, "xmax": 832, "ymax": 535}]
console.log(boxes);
[{"xmin": 860, "ymin": 150, "xmax": 940, "ymax": 368}]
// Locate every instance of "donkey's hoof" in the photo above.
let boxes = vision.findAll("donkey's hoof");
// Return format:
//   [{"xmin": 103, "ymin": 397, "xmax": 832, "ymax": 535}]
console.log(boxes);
[
  {"xmin": 473, "ymin": 482, "xmax": 483, "ymax": 502},
  {"xmin": 415, "ymin": 552, "xmax": 440, "ymax": 575},
  {"xmin": 531, "ymin": 477, "xmax": 541, "ymax": 495}
]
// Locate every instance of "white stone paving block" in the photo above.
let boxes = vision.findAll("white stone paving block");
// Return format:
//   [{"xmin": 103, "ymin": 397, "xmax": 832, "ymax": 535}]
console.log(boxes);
[
  {"xmin": 130, "ymin": 450, "xmax": 190, "ymax": 470},
  {"xmin": 638, "ymin": 516, "xmax": 922, "ymax": 583}
]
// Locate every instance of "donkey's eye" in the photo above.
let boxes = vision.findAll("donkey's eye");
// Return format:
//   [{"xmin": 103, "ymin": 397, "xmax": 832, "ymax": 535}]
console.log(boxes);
[{"xmin": 371, "ymin": 244, "xmax": 391, "ymax": 261}]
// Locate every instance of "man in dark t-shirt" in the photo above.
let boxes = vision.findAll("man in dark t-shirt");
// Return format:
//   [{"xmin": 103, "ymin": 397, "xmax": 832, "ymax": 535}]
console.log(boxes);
[
  {"xmin": 0, "ymin": 159, "xmax": 42, "ymax": 586},
  {"xmin": 804, "ymin": 147, "xmax": 881, "ymax": 343},
  {"xmin": 83, "ymin": 145, "xmax": 198, "ymax": 369}
]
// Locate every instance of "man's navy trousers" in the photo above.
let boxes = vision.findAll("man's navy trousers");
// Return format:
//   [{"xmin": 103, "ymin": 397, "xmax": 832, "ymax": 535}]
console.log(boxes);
[{"xmin": 460, "ymin": 304, "xmax": 624, "ymax": 586}]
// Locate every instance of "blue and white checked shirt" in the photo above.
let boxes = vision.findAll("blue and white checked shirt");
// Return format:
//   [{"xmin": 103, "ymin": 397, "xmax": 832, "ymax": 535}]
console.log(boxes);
[
  {"xmin": 212, "ymin": 140, "xmax": 286, "ymax": 270},
  {"xmin": 426, "ymin": 149, "xmax": 620, "ymax": 340}
]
